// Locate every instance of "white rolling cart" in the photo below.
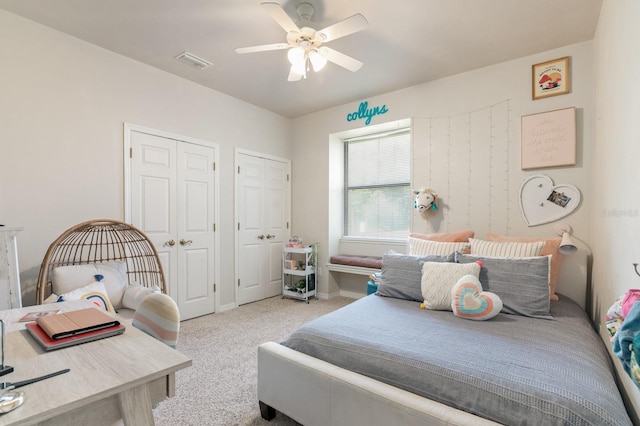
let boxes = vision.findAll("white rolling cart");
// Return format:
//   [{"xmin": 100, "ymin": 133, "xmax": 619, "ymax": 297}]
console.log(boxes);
[{"xmin": 282, "ymin": 244, "xmax": 317, "ymax": 303}]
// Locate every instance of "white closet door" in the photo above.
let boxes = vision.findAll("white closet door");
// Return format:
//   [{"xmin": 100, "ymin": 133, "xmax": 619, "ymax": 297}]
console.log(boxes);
[
  {"xmin": 176, "ymin": 142, "xmax": 216, "ymax": 318},
  {"xmin": 130, "ymin": 131, "xmax": 178, "ymax": 299},
  {"xmin": 264, "ymin": 160, "xmax": 289, "ymax": 298},
  {"xmin": 130, "ymin": 130, "xmax": 216, "ymax": 320},
  {"xmin": 237, "ymin": 152, "xmax": 290, "ymax": 305}
]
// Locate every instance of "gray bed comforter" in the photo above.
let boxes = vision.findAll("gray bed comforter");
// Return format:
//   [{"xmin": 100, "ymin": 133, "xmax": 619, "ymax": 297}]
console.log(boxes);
[{"xmin": 281, "ymin": 294, "xmax": 632, "ymax": 426}]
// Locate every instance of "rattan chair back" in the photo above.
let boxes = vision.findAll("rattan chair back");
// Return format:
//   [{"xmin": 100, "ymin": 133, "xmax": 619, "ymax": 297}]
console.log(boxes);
[{"xmin": 36, "ymin": 219, "xmax": 167, "ymax": 304}]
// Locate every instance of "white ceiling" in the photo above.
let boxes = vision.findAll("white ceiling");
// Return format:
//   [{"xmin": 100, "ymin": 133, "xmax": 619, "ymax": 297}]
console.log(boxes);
[{"xmin": 0, "ymin": 0, "xmax": 602, "ymax": 118}]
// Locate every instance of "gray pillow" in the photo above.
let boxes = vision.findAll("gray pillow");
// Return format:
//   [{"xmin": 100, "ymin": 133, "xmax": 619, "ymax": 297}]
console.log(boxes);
[
  {"xmin": 377, "ymin": 253, "xmax": 454, "ymax": 301},
  {"xmin": 455, "ymin": 253, "xmax": 552, "ymax": 319}
]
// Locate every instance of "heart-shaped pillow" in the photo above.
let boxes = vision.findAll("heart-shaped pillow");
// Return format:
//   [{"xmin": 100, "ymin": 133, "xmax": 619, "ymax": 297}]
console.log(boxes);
[{"xmin": 451, "ymin": 275, "xmax": 502, "ymax": 321}]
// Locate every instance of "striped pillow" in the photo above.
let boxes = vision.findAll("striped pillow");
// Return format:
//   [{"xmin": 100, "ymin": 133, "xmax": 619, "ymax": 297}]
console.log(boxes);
[
  {"xmin": 469, "ymin": 238, "xmax": 545, "ymax": 258},
  {"xmin": 409, "ymin": 230, "xmax": 474, "ymax": 242},
  {"xmin": 409, "ymin": 238, "xmax": 470, "ymax": 256},
  {"xmin": 132, "ymin": 293, "xmax": 180, "ymax": 348}
]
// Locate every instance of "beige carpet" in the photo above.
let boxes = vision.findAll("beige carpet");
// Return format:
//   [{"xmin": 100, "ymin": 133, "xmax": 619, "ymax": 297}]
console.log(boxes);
[{"xmin": 153, "ymin": 295, "xmax": 353, "ymax": 426}]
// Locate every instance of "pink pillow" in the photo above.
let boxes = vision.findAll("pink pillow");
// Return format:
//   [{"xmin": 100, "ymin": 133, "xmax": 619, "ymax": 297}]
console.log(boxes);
[
  {"xmin": 486, "ymin": 232, "xmax": 563, "ymax": 301},
  {"xmin": 409, "ymin": 230, "xmax": 474, "ymax": 242}
]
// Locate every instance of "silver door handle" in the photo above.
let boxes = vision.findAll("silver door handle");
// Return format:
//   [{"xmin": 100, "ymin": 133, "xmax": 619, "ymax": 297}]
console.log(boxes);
[
  {"xmin": 179, "ymin": 239, "xmax": 193, "ymax": 246},
  {"xmin": 266, "ymin": 234, "xmax": 275, "ymax": 239},
  {"xmin": 165, "ymin": 240, "xmax": 176, "ymax": 247},
  {"xmin": 258, "ymin": 235, "xmax": 265, "ymax": 240}
]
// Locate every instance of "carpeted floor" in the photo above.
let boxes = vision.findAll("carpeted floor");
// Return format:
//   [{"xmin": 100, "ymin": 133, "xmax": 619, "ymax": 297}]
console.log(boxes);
[{"xmin": 153, "ymin": 295, "xmax": 353, "ymax": 426}]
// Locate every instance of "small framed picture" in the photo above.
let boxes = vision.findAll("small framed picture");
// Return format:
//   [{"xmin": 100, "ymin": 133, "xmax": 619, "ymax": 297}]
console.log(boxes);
[{"xmin": 532, "ymin": 56, "xmax": 570, "ymax": 100}]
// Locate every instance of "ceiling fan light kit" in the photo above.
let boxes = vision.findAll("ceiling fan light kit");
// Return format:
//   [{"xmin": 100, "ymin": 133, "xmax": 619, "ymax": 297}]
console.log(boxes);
[
  {"xmin": 287, "ymin": 42, "xmax": 327, "ymax": 80},
  {"xmin": 235, "ymin": 2, "xmax": 368, "ymax": 81},
  {"xmin": 287, "ymin": 45, "xmax": 305, "ymax": 64},
  {"xmin": 309, "ymin": 49, "xmax": 327, "ymax": 71}
]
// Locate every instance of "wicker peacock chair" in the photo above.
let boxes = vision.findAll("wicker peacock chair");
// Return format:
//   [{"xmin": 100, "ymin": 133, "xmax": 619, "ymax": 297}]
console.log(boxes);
[{"xmin": 36, "ymin": 219, "xmax": 167, "ymax": 304}]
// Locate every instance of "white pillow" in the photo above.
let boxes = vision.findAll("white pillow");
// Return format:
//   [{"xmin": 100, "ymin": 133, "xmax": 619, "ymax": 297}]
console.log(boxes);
[
  {"xmin": 469, "ymin": 238, "xmax": 545, "ymax": 257},
  {"xmin": 122, "ymin": 284, "xmax": 159, "ymax": 310},
  {"xmin": 421, "ymin": 261, "xmax": 481, "ymax": 310},
  {"xmin": 52, "ymin": 262, "xmax": 127, "ymax": 309},
  {"xmin": 43, "ymin": 293, "xmax": 59, "ymax": 304},
  {"xmin": 57, "ymin": 280, "xmax": 115, "ymax": 313},
  {"xmin": 409, "ymin": 238, "xmax": 470, "ymax": 256}
]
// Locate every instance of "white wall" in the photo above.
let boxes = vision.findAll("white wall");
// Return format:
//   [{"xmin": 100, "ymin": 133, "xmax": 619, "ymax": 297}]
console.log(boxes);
[
  {"xmin": 0, "ymin": 10, "xmax": 291, "ymax": 308},
  {"xmin": 592, "ymin": 0, "xmax": 640, "ymax": 418},
  {"xmin": 292, "ymin": 41, "xmax": 594, "ymax": 298}
]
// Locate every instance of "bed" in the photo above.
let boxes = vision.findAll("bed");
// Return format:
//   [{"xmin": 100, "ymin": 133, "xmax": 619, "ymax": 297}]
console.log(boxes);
[{"xmin": 257, "ymin": 248, "xmax": 633, "ymax": 426}]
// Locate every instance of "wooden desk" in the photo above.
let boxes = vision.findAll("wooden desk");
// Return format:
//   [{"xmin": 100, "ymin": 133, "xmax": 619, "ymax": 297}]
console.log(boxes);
[{"xmin": 0, "ymin": 301, "xmax": 191, "ymax": 426}]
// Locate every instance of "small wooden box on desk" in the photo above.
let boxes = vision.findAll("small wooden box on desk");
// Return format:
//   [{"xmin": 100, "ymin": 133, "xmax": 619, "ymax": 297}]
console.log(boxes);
[{"xmin": 282, "ymin": 246, "xmax": 317, "ymax": 303}]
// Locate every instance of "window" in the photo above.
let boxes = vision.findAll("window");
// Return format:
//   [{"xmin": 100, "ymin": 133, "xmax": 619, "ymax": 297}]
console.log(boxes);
[{"xmin": 344, "ymin": 129, "xmax": 411, "ymax": 239}]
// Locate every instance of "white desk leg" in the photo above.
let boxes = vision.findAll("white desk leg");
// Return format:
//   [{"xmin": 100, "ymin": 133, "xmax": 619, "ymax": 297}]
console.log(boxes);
[{"xmin": 118, "ymin": 383, "xmax": 154, "ymax": 426}]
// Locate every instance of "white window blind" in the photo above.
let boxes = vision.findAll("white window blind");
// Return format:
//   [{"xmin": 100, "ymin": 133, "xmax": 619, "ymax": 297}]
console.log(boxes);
[{"xmin": 344, "ymin": 129, "xmax": 411, "ymax": 238}]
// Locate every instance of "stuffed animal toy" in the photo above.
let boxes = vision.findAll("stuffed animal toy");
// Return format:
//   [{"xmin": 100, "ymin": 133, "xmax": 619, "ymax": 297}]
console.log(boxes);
[{"xmin": 413, "ymin": 188, "xmax": 438, "ymax": 213}]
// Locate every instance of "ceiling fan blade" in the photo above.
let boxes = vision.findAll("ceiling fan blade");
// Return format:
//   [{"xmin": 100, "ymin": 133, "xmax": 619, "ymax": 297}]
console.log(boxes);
[
  {"xmin": 316, "ymin": 14, "xmax": 368, "ymax": 43},
  {"xmin": 235, "ymin": 43, "xmax": 289, "ymax": 54},
  {"xmin": 261, "ymin": 2, "xmax": 301, "ymax": 34},
  {"xmin": 323, "ymin": 47, "xmax": 363, "ymax": 72}
]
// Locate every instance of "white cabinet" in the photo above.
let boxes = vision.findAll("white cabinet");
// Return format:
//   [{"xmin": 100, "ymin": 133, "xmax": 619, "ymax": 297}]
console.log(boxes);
[
  {"xmin": 0, "ymin": 226, "xmax": 23, "ymax": 309},
  {"xmin": 282, "ymin": 246, "xmax": 317, "ymax": 303}
]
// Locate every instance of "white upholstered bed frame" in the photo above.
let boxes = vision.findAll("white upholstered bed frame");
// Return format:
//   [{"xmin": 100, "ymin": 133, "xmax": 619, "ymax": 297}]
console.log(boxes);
[{"xmin": 257, "ymin": 250, "xmax": 589, "ymax": 426}]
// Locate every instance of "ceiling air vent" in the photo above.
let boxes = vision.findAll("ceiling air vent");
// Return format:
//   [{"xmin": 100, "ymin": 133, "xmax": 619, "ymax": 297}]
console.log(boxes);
[{"xmin": 175, "ymin": 51, "xmax": 213, "ymax": 70}]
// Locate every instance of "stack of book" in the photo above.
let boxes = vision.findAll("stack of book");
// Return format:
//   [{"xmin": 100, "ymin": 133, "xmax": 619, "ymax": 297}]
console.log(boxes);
[{"xmin": 26, "ymin": 308, "xmax": 125, "ymax": 351}]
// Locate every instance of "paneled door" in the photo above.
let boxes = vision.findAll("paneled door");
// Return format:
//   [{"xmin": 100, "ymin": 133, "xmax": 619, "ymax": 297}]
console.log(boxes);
[
  {"xmin": 236, "ymin": 151, "xmax": 290, "ymax": 305},
  {"xmin": 128, "ymin": 127, "xmax": 217, "ymax": 320}
]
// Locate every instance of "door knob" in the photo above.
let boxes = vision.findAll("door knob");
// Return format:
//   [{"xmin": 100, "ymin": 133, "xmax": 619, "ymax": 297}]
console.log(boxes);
[
  {"xmin": 179, "ymin": 239, "xmax": 193, "ymax": 246},
  {"xmin": 258, "ymin": 235, "xmax": 265, "ymax": 240},
  {"xmin": 165, "ymin": 240, "xmax": 176, "ymax": 247},
  {"xmin": 266, "ymin": 234, "xmax": 275, "ymax": 239}
]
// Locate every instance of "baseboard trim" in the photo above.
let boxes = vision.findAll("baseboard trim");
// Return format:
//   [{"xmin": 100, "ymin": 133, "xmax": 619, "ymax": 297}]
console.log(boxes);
[{"xmin": 338, "ymin": 289, "xmax": 366, "ymax": 299}]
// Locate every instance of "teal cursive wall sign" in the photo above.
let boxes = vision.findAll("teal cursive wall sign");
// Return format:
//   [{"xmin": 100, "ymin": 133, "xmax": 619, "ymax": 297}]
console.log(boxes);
[{"xmin": 346, "ymin": 101, "xmax": 389, "ymax": 126}]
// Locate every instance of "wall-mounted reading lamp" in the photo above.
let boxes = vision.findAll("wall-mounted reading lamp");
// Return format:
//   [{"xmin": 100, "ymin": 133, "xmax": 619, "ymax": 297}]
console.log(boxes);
[{"xmin": 554, "ymin": 222, "xmax": 578, "ymax": 255}]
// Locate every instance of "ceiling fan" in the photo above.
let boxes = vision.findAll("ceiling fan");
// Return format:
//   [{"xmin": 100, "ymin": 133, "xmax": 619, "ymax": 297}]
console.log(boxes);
[{"xmin": 235, "ymin": 2, "xmax": 368, "ymax": 81}]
